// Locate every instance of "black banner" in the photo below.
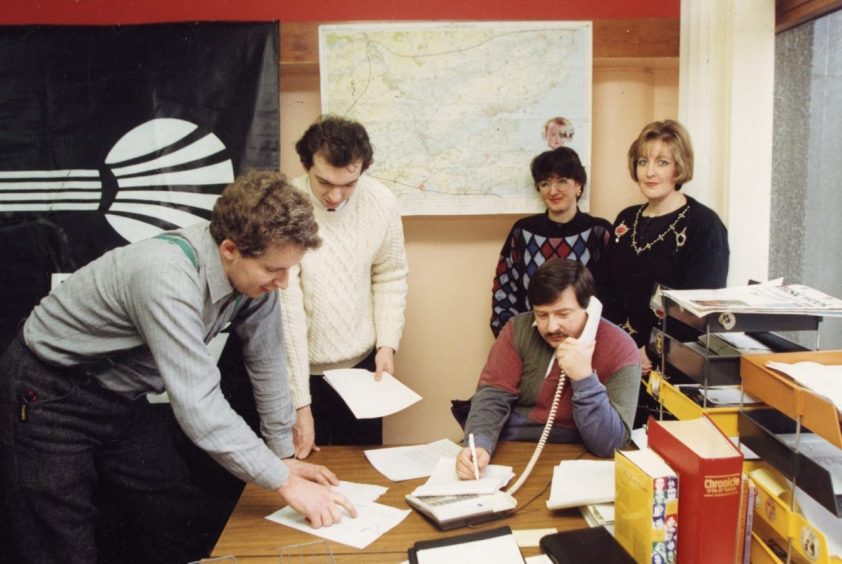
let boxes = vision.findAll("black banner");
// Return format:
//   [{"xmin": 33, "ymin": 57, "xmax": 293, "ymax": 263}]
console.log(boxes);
[{"xmin": 0, "ymin": 22, "xmax": 280, "ymax": 346}]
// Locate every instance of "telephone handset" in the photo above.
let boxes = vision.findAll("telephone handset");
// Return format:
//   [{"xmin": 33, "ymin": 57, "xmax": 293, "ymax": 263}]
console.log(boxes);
[{"xmin": 505, "ymin": 295, "xmax": 602, "ymax": 496}]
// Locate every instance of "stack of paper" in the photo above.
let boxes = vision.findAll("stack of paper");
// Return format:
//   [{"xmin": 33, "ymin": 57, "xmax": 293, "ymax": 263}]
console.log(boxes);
[
  {"xmin": 411, "ymin": 456, "xmax": 514, "ymax": 497},
  {"xmin": 579, "ymin": 502, "xmax": 615, "ymax": 531},
  {"xmin": 265, "ymin": 480, "xmax": 410, "ymax": 549},
  {"xmin": 766, "ymin": 361, "xmax": 842, "ymax": 412},
  {"xmin": 546, "ymin": 459, "xmax": 615, "ymax": 509}
]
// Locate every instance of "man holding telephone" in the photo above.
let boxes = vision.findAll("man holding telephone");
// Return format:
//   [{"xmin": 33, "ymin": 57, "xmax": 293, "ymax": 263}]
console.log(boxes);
[{"xmin": 456, "ymin": 259, "xmax": 640, "ymax": 479}]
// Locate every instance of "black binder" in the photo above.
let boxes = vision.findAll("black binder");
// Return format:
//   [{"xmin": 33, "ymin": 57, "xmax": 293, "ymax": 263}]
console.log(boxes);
[
  {"xmin": 408, "ymin": 526, "xmax": 515, "ymax": 563},
  {"xmin": 540, "ymin": 526, "xmax": 635, "ymax": 563}
]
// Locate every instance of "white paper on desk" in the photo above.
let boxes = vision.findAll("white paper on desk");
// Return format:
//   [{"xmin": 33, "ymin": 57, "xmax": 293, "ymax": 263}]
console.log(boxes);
[
  {"xmin": 333, "ymin": 480, "xmax": 388, "ymax": 505},
  {"xmin": 323, "ymin": 368, "xmax": 422, "ymax": 419},
  {"xmin": 415, "ymin": 531, "xmax": 523, "ymax": 564},
  {"xmin": 411, "ymin": 456, "xmax": 514, "ymax": 497},
  {"xmin": 546, "ymin": 460, "xmax": 615, "ymax": 509},
  {"xmin": 766, "ymin": 361, "xmax": 842, "ymax": 412},
  {"xmin": 266, "ymin": 502, "xmax": 410, "ymax": 550},
  {"xmin": 364, "ymin": 438, "xmax": 462, "ymax": 481}
]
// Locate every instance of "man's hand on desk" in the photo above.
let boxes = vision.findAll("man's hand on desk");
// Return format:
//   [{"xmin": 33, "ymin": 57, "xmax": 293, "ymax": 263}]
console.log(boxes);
[
  {"xmin": 276, "ymin": 473, "xmax": 358, "ymax": 528},
  {"xmin": 456, "ymin": 446, "xmax": 490, "ymax": 480},
  {"xmin": 293, "ymin": 405, "xmax": 319, "ymax": 459},
  {"xmin": 285, "ymin": 458, "xmax": 338, "ymax": 486},
  {"xmin": 373, "ymin": 346, "xmax": 395, "ymax": 381}
]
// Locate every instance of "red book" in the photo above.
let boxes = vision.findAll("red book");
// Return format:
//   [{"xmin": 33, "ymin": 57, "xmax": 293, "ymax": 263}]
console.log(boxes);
[{"xmin": 647, "ymin": 416, "xmax": 744, "ymax": 564}]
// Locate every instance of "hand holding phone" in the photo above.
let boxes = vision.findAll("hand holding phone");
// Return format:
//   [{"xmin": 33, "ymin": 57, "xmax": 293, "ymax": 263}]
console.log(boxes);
[{"xmin": 554, "ymin": 296, "xmax": 602, "ymax": 380}]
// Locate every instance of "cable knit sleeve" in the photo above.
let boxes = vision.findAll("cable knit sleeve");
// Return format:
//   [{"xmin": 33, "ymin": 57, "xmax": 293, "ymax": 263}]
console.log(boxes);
[
  {"xmin": 278, "ymin": 264, "xmax": 311, "ymax": 408},
  {"xmin": 371, "ymin": 194, "xmax": 409, "ymax": 352}
]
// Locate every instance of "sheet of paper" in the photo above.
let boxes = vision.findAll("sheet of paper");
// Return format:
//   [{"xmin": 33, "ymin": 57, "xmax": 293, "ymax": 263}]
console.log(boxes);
[
  {"xmin": 364, "ymin": 438, "xmax": 462, "ymax": 481},
  {"xmin": 513, "ymin": 528, "xmax": 557, "ymax": 547},
  {"xmin": 323, "ymin": 368, "xmax": 422, "ymax": 418},
  {"xmin": 333, "ymin": 480, "xmax": 387, "ymax": 504},
  {"xmin": 546, "ymin": 460, "xmax": 615, "ymax": 509},
  {"xmin": 766, "ymin": 361, "xmax": 842, "ymax": 412},
  {"xmin": 701, "ymin": 386, "xmax": 761, "ymax": 405},
  {"xmin": 713, "ymin": 332, "xmax": 772, "ymax": 352},
  {"xmin": 266, "ymin": 502, "xmax": 410, "ymax": 550},
  {"xmin": 415, "ymin": 532, "xmax": 523, "ymax": 564},
  {"xmin": 631, "ymin": 426, "xmax": 648, "ymax": 449},
  {"xmin": 777, "ymin": 433, "xmax": 842, "ymax": 490},
  {"xmin": 411, "ymin": 456, "xmax": 514, "ymax": 497},
  {"xmin": 524, "ymin": 556, "xmax": 553, "ymax": 564}
]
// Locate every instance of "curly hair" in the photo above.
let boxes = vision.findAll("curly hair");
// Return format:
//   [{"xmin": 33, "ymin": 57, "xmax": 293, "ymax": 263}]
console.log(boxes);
[
  {"xmin": 627, "ymin": 120, "xmax": 694, "ymax": 190},
  {"xmin": 295, "ymin": 114, "xmax": 374, "ymax": 172},
  {"xmin": 210, "ymin": 170, "xmax": 321, "ymax": 257}
]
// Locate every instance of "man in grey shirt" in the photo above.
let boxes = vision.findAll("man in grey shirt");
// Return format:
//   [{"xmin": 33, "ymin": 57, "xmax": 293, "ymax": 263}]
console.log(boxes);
[{"xmin": 0, "ymin": 171, "xmax": 356, "ymax": 563}]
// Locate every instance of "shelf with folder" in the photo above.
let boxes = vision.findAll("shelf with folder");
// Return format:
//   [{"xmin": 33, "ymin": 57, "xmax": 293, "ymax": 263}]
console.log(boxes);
[
  {"xmin": 740, "ymin": 351, "xmax": 842, "ymax": 517},
  {"xmin": 739, "ymin": 409, "xmax": 841, "ymax": 517},
  {"xmin": 645, "ymin": 369, "xmax": 759, "ymax": 436},
  {"xmin": 747, "ymin": 464, "xmax": 842, "ymax": 564},
  {"xmin": 647, "ymin": 298, "xmax": 819, "ymax": 437},
  {"xmin": 659, "ymin": 297, "xmax": 818, "ymax": 388},
  {"xmin": 662, "ymin": 296, "xmax": 822, "ymax": 335},
  {"xmin": 741, "ymin": 351, "xmax": 842, "ymax": 449},
  {"xmin": 737, "ymin": 350, "xmax": 842, "ymax": 564},
  {"xmin": 652, "ymin": 327, "xmax": 742, "ymax": 386}
]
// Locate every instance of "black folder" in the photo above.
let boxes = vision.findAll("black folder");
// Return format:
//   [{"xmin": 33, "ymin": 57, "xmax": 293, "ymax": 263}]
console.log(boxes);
[
  {"xmin": 540, "ymin": 526, "xmax": 635, "ymax": 563},
  {"xmin": 408, "ymin": 525, "xmax": 515, "ymax": 563}
]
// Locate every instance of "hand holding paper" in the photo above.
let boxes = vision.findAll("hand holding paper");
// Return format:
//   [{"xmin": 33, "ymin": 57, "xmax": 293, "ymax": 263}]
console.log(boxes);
[{"xmin": 323, "ymin": 368, "xmax": 422, "ymax": 419}]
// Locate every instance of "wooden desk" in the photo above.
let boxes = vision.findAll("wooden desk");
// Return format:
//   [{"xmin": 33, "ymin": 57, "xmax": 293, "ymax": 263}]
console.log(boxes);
[{"xmin": 212, "ymin": 441, "xmax": 591, "ymax": 562}]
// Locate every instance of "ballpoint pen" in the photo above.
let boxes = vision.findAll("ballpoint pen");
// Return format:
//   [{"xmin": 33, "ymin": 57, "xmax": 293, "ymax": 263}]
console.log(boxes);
[{"xmin": 469, "ymin": 432, "xmax": 480, "ymax": 480}]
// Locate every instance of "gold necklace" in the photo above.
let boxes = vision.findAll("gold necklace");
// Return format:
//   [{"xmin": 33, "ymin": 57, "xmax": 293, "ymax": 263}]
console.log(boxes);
[{"xmin": 630, "ymin": 204, "xmax": 689, "ymax": 255}]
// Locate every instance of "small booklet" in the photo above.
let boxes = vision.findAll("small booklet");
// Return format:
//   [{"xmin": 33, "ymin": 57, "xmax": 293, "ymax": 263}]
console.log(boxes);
[{"xmin": 540, "ymin": 526, "xmax": 634, "ymax": 563}]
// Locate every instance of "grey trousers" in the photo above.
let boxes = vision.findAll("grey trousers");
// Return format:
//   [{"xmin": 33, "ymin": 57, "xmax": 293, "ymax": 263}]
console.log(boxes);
[{"xmin": 0, "ymin": 331, "xmax": 206, "ymax": 564}]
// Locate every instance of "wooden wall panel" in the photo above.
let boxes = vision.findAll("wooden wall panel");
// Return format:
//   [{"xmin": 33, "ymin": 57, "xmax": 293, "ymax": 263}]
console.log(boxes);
[
  {"xmin": 776, "ymin": 0, "xmax": 842, "ymax": 32},
  {"xmin": 280, "ymin": 18, "xmax": 680, "ymax": 65}
]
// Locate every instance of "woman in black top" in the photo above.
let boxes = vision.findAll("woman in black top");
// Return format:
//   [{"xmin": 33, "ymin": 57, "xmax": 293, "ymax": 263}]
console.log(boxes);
[{"xmin": 600, "ymin": 120, "xmax": 729, "ymax": 374}]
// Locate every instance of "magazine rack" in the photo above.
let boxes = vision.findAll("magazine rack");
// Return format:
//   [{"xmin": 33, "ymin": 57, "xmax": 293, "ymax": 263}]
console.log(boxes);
[
  {"xmin": 654, "ymin": 296, "xmax": 819, "ymax": 410},
  {"xmin": 738, "ymin": 351, "xmax": 842, "ymax": 563}
]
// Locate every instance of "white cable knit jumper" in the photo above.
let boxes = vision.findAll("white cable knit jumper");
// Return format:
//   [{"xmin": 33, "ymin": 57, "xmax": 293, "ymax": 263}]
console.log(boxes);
[{"xmin": 279, "ymin": 173, "xmax": 409, "ymax": 408}]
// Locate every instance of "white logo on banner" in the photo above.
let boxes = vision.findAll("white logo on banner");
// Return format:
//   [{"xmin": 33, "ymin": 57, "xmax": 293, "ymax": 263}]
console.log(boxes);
[{"xmin": 0, "ymin": 118, "xmax": 234, "ymax": 242}]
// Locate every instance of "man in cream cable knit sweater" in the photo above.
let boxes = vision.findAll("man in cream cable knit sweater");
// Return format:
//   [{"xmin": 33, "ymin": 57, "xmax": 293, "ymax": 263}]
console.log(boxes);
[{"xmin": 281, "ymin": 116, "xmax": 409, "ymax": 458}]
